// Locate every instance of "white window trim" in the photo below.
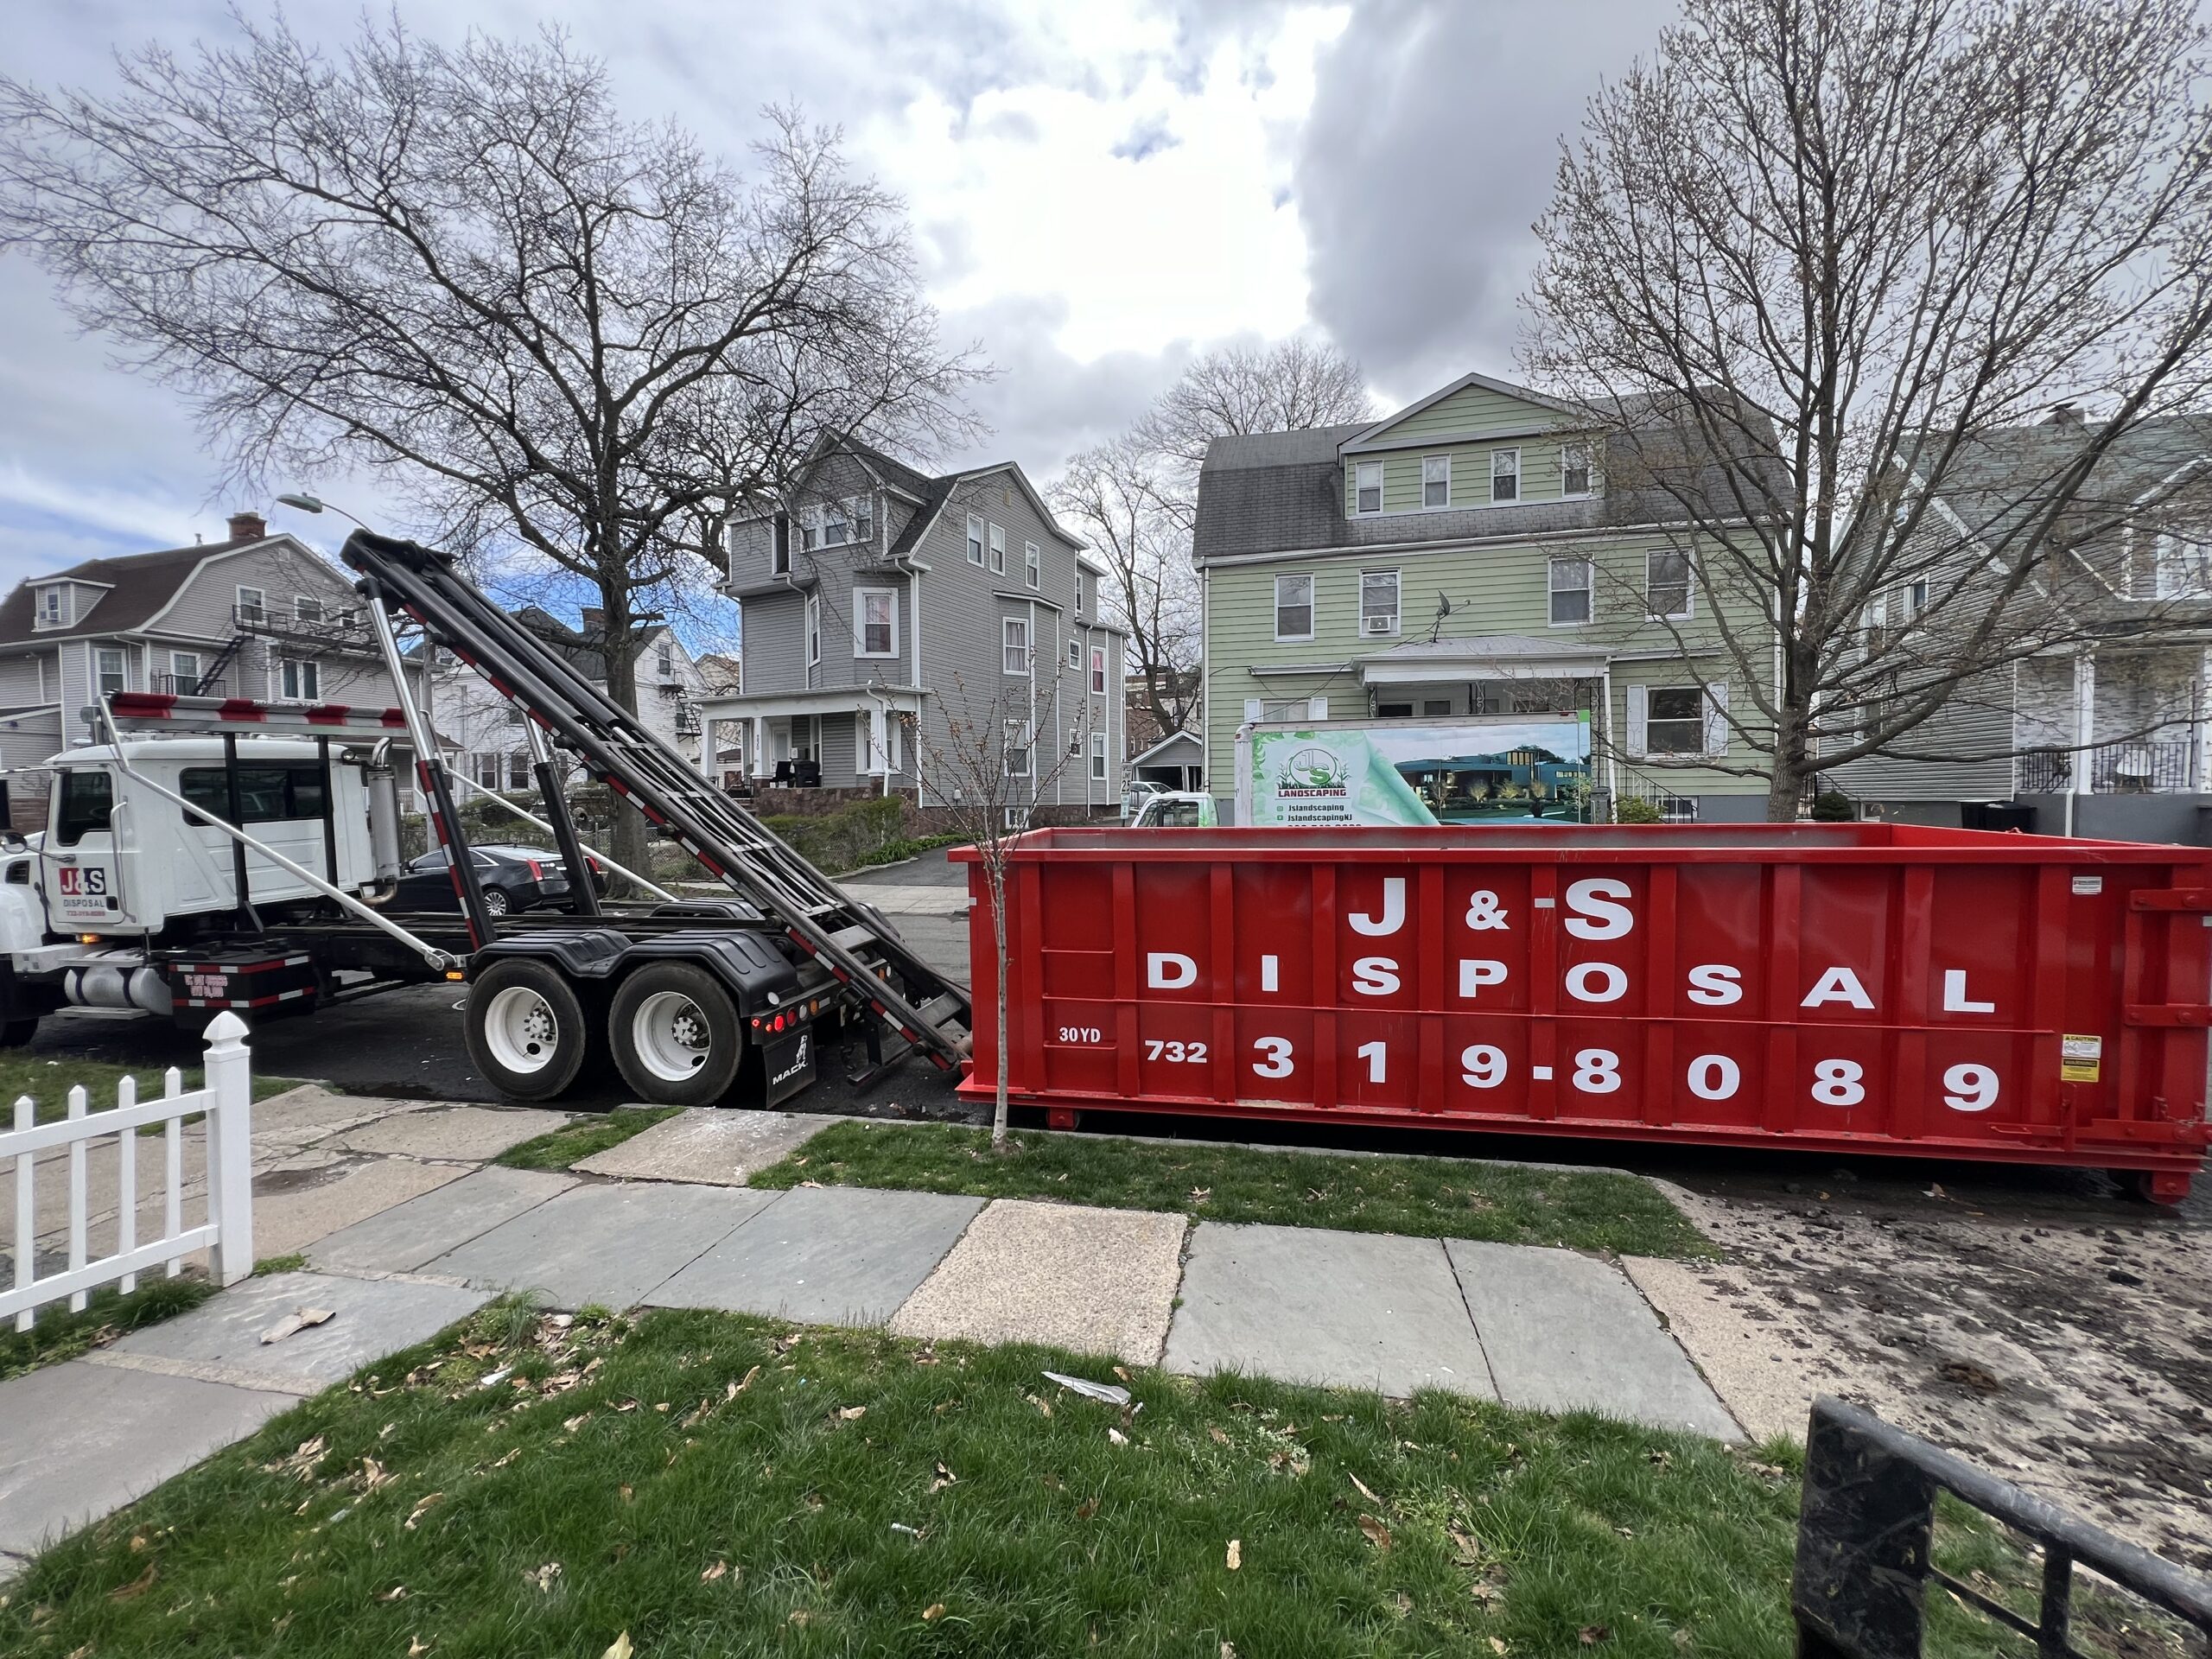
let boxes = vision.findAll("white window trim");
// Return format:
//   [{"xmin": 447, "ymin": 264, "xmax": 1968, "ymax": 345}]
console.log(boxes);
[
  {"xmin": 1090, "ymin": 645, "xmax": 1107, "ymax": 696},
  {"xmin": 93, "ymin": 646, "xmax": 129, "ymax": 696},
  {"xmin": 1645, "ymin": 549, "xmax": 1694, "ymax": 620},
  {"xmin": 1421, "ymin": 454, "xmax": 1451, "ymax": 510},
  {"xmin": 1002, "ymin": 716, "xmax": 1031, "ymax": 778},
  {"xmin": 1002, "ymin": 615, "xmax": 1030, "ymax": 677},
  {"xmin": 1024, "ymin": 540, "xmax": 1041, "ymax": 590},
  {"xmin": 1090, "ymin": 730, "xmax": 1108, "ymax": 779},
  {"xmin": 1560, "ymin": 443, "xmax": 1595, "ymax": 499},
  {"xmin": 988, "ymin": 523, "xmax": 1007, "ymax": 576},
  {"xmin": 1491, "ymin": 447, "xmax": 1522, "ymax": 503},
  {"xmin": 236, "ymin": 584, "xmax": 266, "ymax": 619},
  {"xmin": 1626, "ymin": 682, "xmax": 1729, "ymax": 761},
  {"xmin": 967, "ymin": 514, "xmax": 986, "ymax": 567},
  {"xmin": 854, "ymin": 586, "xmax": 900, "ymax": 659},
  {"xmin": 1548, "ymin": 556, "xmax": 1593, "ymax": 628},
  {"xmin": 1068, "ymin": 637, "xmax": 1082, "ymax": 670},
  {"xmin": 294, "ymin": 594, "xmax": 323, "ymax": 622},
  {"xmin": 1359, "ymin": 568, "xmax": 1402, "ymax": 639},
  {"xmin": 804, "ymin": 594, "xmax": 822, "ymax": 669},
  {"xmin": 1352, "ymin": 460, "xmax": 1384, "ymax": 516},
  {"xmin": 273, "ymin": 656, "xmax": 319, "ymax": 703},
  {"xmin": 34, "ymin": 586, "xmax": 67, "ymax": 630},
  {"xmin": 168, "ymin": 650, "xmax": 200, "ymax": 682},
  {"xmin": 1274, "ymin": 572, "xmax": 1316, "ymax": 643}
]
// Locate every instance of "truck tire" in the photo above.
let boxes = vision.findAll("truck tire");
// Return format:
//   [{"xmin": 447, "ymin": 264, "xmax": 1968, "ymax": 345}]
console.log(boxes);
[
  {"xmin": 608, "ymin": 961, "xmax": 743, "ymax": 1108},
  {"xmin": 467, "ymin": 959, "xmax": 594, "ymax": 1101},
  {"xmin": 0, "ymin": 1019, "xmax": 36, "ymax": 1047}
]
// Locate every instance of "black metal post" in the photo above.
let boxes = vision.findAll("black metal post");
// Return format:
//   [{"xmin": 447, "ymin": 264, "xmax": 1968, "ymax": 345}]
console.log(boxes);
[
  {"xmin": 317, "ymin": 735, "xmax": 340, "ymax": 886},
  {"xmin": 534, "ymin": 751, "xmax": 601, "ymax": 917},
  {"xmin": 222, "ymin": 730, "xmax": 258, "ymax": 931}
]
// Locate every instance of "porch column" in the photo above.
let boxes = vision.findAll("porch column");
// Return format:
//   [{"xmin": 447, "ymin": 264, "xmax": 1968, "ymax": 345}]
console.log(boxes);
[
  {"xmin": 2197, "ymin": 646, "xmax": 2212, "ymax": 791},
  {"xmin": 866, "ymin": 702, "xmax": 887, "ymax": 775},
  {"xmin": 751, "ymin": 715, "xmax": 771, "ymax": 779},
  {"xmin": 2068, "ymin": 652, "xmax": 2094, "ymax": 836}
]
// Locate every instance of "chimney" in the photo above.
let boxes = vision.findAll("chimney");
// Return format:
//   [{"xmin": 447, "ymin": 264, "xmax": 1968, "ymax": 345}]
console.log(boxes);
[
  {"xmin": 226, "ymin": 511, "xmax": 268, "ymax": 543},
  {"xmin": 2045, "ymin": 402, "xmax": 2084, "ymax": 427},
  {"xmin": 580, "ymin": 606, "xmax": 605, "ymax": 636}
]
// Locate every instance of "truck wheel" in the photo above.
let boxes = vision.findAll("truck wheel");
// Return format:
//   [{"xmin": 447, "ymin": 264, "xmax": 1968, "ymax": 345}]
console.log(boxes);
[
  {"xmin": 0, "ymin": 1018, "xmax": 35, "ymax": 1047},
  {"xmin": 609, "ymin": 962, "xmax": 742, "ymax": 1107},
  {"xmin": 467, "ymin": 959, "xmax": 594, "ymax": 1101}
]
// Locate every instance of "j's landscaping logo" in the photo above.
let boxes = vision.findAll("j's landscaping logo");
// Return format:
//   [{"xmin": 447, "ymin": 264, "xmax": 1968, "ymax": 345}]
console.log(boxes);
[{"xmin": 1277, "ymin": 747, "xmax": 1348, "ymax": 796}]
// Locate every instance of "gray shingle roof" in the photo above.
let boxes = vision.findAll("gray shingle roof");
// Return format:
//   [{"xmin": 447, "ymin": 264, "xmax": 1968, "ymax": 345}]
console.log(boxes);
[{"xmin": 0, "ymin": 538, "xmax": 250, "ymax": 646}]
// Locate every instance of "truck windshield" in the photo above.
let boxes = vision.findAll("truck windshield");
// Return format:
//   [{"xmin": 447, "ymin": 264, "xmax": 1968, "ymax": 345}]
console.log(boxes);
[{"xmin": 56, "ymin": 771, "xmax": 113, "ymax": 846}]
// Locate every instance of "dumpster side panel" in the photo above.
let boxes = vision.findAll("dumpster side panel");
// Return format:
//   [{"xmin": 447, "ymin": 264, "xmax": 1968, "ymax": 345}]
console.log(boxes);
[{"xmin": 959, "ymin": 829, "xmax": 2211, "ymax": 1192}]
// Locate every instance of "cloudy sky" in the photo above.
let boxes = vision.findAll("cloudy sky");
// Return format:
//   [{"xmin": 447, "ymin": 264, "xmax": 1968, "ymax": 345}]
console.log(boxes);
[{"xmin": 0, "ymin": 0, "xmax": 1660, "ymax": 597}]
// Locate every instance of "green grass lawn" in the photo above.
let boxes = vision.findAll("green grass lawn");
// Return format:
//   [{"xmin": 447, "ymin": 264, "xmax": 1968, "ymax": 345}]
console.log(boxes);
[
  {"xmin": 0, "ymin": 1274, "xmax": 214, "ymax": 1385},
  {"xmin": 753, "ymin": 1122, "xmax": 1711, "ymax": 1259},
  {"xmin": 495, "ymin": 1107, "xmax": 684, "ymax": 1173},
  {"xmin": 0, "ymin": 1302, "xmax": 2071, "ymax": 1659},
  {"xmin": 0, "ymin": 1054, "xmax": 304, "ymax": 1126}
]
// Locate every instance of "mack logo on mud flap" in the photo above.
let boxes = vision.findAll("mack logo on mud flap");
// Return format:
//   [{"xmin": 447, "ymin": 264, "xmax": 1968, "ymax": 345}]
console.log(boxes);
[{"xmin": 770, "ymin": 1033, "xmax": 811, "ymax": 1088}]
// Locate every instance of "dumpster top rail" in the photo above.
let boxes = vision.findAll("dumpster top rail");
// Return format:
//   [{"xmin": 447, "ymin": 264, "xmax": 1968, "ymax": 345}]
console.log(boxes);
[{"xmin": 963, "ymin": 823, "xmax": 2212, "ymax": 864}]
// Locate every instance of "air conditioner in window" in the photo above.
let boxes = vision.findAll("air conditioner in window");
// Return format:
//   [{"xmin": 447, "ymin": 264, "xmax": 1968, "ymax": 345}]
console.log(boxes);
[{"xmin": 1363, "ymin": 616, "xmax": 1395, "ymax": 636}]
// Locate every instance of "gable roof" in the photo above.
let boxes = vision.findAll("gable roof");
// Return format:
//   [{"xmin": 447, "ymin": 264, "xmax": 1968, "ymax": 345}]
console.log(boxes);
[
  {"xmin": 0, "ymin": 532, "xmax": 334, "ymax": 649},
  {"xmin": 789, "ymin": 431, "xmax": 1086, "ymax": 560},
  {"xmin": 1341, "ymin": 371, "xmax": 1586, "ymax": 454}
]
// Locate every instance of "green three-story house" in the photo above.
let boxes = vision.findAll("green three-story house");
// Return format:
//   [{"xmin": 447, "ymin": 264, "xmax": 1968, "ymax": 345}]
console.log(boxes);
[{"xmin": 1194, "ymin": 371, "xmax": 1780, "ymax": 823}]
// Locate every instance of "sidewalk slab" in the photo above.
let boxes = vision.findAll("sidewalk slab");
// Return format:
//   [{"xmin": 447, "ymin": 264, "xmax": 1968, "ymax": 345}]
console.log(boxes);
[
  {"xmin": 309, "ymin": 1166, "xmax": 575, "ymax": 1274},
  {"xmin": 891, "ymin": 1198, "xmax": 1186, "ymax": 1364},
  {"xmin": 251, "ymin": 1158, "xmax": 465, "ymax": 1261},
  {"xmin": 1622, "ymin": 1255, "xmax": 1805, "ymax": 1444},
  {"xmin": 1164, "ymin": 1223, "xmax": 1496, "ymax": 1400},
  {"xmin": 336, "ymin": 1103, "xmax": 572, "ymax": 1162},
  {"xmin": 250, "ymin": 1085, "xmax": 442, "ymax": 1154},
  {"xmin": 0, "ymin": 1359, "xmax": 296, "ymax": 1556},
  {"xmin": 429, "ymin": 1181, "xmax": 773, "ymax": 1309},
  {"xmin": 97, "ymin": 1270, "xmax": 486, "ymax": 1393},
  {"xmin": 571, "ymin": 1109, "xmax": 852, "ymax": 1185},
  {"xmin": 1447, "ymin": 1241, "xmax": 1741, "ymax": 1440},
  {"xmin": 646, "ymin": 1185, "xmax": 983, "ymax": 1327}
]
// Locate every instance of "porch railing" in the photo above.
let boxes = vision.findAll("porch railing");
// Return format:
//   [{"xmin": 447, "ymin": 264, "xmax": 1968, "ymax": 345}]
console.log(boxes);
[{"xmin": 2017, "ymin": 740, "xmax": 2193, "ymax": 794}]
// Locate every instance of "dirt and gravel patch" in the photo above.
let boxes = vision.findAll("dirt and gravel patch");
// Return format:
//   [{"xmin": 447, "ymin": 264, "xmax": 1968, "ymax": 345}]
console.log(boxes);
[{"xmin": 1646, "ymin": 1168, "xmax": 2211, "ymax": 1572}]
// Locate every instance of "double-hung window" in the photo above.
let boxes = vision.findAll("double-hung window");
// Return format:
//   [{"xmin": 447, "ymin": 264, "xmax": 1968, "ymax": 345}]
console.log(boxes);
[
  {"xmin": 236, "ymin": 585, "xmax": 266, "ymax": 623},
  {"xmin": 1274, "ymin": 573, "xmax": 1314, "ymax": 640},
  {"xmin": 1561, "ymin": 443, "xmax": 1592, "ymax": 497},
  {"xmin": 95, "ymin": 647, "xmax": 127, "ymax": 696},
  {"xmin": 168, "ymin": 651, "xmax": 201, "ymax": 690},
  {"xmin": 1068, "ymin": 637, "xmax": 1082, "ymax": 670},
  {"xmin": 805, "ymin": 594, "xmax": 822, "ymax": 669},
  {"xmin": 1645, "ymin": 550, "xmax": 1692, "ymax": 619},
  {"xmin": 1024, "ymin": 541, "xmax": 1040, "ymax": 589},
  {"xmin": 1491, "ymin": 448, "xmax": 1520, "ymax": 503},
  {"xmin": 1353, "ymin": 461, "xmax": 1382, "ymax": 514},
  {"xmin": 1548, "ymin": 557, "xmax": 1592, "ymax": 625},
  {"xmin": 1090, "ymin": 731, "xmax": 1107, "ymax": 781},
  {"xmin": 967, "ymin": 514, "xmax": 986, "ymax": 566},
  {"xmin": 1076, "ymin": 572, "xmax": 1086, "ymax": 616},
  {"xmin": 1002, "ymin": 718, "xmax": 1030, "ymax": 779},
  {"xmin": 1090, "ymin": 645, "xmax": 1107, "ymax": 696},
  {"xmin": 988, "ymin": 524, "xmax": 1006, "ymax": 576},
  {"xmin": 1645, "ymin": 687, "xmax": 1705, "ymax": 755},
  {"xmin": 276, "ymin": 658, "xmax": 318, "ymax": 701},
  {"xmin": 823, "ymin": 498, "xmax": 853, "ymax": 546},
  {"xmin": 1002, "ymin": 616, "xmax": 1030, "ymax": 676},
  {"xmin": 1421, "ymin": 455, "xmax": 1450, "ymax": 508},
  {"xmin": 1360, "ymin": 569, "xmax": 1400, "ymax": 637},
  {"xmin": 801, "ymin": 504, "xmax": 824, "ymax": 551},
  {"xmin": 295, "ymin": 594, "xmax": 323, "ymax": 623},
  {"xmin": 35, "ymin": 587, "xmax": 65, "ymax": 628},
  {"xmin": 855, "ymin": 588, "xmax": 898, "ymax": 658}
]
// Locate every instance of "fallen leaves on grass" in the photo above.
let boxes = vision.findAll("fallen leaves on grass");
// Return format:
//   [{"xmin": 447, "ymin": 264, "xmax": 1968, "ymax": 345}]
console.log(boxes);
[
  {"xmin": 1580, "ymin": 1626, "xmax": 1612, "ymax": 1646},
  {"xmin": 923, "ymin": 1604, "xmax": 946, "ymax": 1622},
  {"xmin": 1449, "ymin": 1529, "xmax": 1484, "ymax": 1566},
  {"xmin": 731, "ymin": 1365, "xmax": 760, "ymax": 1395},
  {"xmin": 490, "ymin": 1447, "xmax": 522, "ymax": 1470},
  {"xmin": 930, "ymin": 1462, "xmax": 957, "ymax": 1493},
  {"xmin": 837, "ymin": 1405, "xmax": 867, "ymax": 1421},
  {"xmin": 1075, "ymin": 1497, "xmax": 1099, "ymax": 1520},
  {"xmin": 379, "ymin": 1586, "xmax": 409, "ymax": 1602},
  {"xmin": 1207, "ymin": 1425, "xmax": 1230, "ymax": 1446},
  {"xmin": 1026, "ymin": 1393, "xmax": 1053, "ymax": 1418},
  {"xmin": 1349, "ymin": 1471, "xmax": 1383, "ymax": 1506},
  {"xmin": 601, "ymin": 1636, "xmax": 632, "ymax": 1659},
  {"xmin": 1356, "ymin": 1514, "xmax": 1393, "ymax": 1552},
  {"xmin": 107, "ymin": 1564, "xmax": 157, "ymax": 1602},
  {"xmin": 524, "ymin": 1562, "xmax": 562, "ymax": 1592},
  {"xmin": 408, "ymin": 1638, "xmax": 433, "ymax": 1658},
  {"xmin": 358, "ymin": 1458, "xmax": 394, "ymax": 1492},
  {"xmin": 1225, "ymin": 1539, "xmax": 1241, "ymax": 1571},
  {"xmin": 1108, "ymin": 1427, "xmax": 1129, "ymax": 1446},
  {"xmin": 404, "ymin": 1493, "xmax": 442, "ymax": 1530},
  {"xmin": 701, "ymin": 1561, "xmax": 728, "ymax": 1583}
]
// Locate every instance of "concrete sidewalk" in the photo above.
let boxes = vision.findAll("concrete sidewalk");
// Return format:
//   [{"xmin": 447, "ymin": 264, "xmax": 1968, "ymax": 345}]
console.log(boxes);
[{"xmin": 0, "ymin": 1099, "xmax": 1738, "ymax": 1580}]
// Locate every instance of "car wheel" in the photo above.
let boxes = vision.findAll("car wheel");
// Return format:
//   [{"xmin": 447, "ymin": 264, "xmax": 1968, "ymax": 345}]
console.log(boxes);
[
  {"xmin": 482, "ymin": 886, "xmax": 512, "ymax": 918},
  {"xmin": 465, "ymin": 958, "xmax": 595, "ymax": 1100},
  {"xmin": 608, "ymin": 961, "xmax": 743, "ymax": 1107}
]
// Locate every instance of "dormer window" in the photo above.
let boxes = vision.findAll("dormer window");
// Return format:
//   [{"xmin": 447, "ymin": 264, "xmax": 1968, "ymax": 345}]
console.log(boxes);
[
  {"xmin": 34, "ymin": 586, "xmax": 67, "ymax": 629},
  {"xmin": 1354, "ymin": 461, "xmax": 1382, "ymax": 514},
  {"xmin": 820, "ymin": 495, "xmax": 873, "ymax": 548},
  {"xmin": 1491, "ymin": 448, "xmax": 1521, "ymax": 503},
  {"xmin": 1561, "ymin": 443, "xmax": 1593, "ymax": 498}
]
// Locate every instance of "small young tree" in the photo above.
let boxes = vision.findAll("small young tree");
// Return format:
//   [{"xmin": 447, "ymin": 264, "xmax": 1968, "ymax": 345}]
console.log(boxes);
[{"xmin": 916, "ymin": 672, "xmax": 1091, "ymax": 1149}]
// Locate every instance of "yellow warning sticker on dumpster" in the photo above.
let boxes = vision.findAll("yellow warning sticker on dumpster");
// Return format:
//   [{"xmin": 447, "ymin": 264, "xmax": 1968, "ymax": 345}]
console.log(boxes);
[{"xmin": 2061, "ymin": 1034, "xmax": 2102, "ymax": 1082}]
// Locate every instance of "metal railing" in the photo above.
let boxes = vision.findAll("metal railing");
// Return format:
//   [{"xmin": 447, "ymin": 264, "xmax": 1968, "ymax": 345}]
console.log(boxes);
[
  {"xmin": 149, "ymin": 673, "xmax": 225, "ymax": 696},
  {"xmin": 1609, "ymin": 764, "xmax": 1700, "ymax": 822},
  {"xmin": 232, "ymin": 602, "xmax": 377, "ymax": 654},
  {"xmin": 2017, "ymin": 740, "xmax": 2194, "ymax": 794},
  {"xmin": 1794, "ymin": 1398, "xmax": 2211, "ymax": 1657}
]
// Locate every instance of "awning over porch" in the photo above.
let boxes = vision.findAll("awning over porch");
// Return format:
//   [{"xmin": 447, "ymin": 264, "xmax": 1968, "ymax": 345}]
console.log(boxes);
[{"xmin": 1356, "ymin": 634, "xmax": 1612, "ymax": 684}]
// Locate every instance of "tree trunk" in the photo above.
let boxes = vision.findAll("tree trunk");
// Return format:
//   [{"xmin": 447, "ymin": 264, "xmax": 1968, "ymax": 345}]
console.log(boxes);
[
  {"xmin": 1767, "ymin": 706, "xmax": 1811, "ymax": 823},
  {"xmin": 597, "ymin": 580, "xmax": 653, "ymax": 881}
]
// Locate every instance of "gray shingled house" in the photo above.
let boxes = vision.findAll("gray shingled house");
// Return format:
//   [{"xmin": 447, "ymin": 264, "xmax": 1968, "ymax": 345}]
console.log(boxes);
[
  {"xmin": 701, "ymin": 434, "xmax": 1125, "ymax": 822},
  {"xmin": 0, "ymin": 512, "xmax": 423, "ymax": 830},
  {"xmin": 1832, "ymin": 406, "xmax": 2212, "ymax": 842}
]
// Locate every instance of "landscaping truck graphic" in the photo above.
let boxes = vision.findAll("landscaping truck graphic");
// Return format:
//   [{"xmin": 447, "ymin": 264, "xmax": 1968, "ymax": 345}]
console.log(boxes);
[{"xmin": 1236, "ymin": 716, "xmax": 1594, "ymax": 826}]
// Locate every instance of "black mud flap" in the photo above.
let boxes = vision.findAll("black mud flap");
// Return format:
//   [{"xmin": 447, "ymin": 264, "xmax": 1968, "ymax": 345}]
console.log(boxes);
[{"xmin": 763, "ymin": 1027, "xmax": 817, "ymax": 1105}]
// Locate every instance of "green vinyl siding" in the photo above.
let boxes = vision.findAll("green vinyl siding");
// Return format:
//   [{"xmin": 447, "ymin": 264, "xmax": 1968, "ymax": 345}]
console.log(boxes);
[
  {"xmin": 1361, "ymin": 382, "xmax": 1564, "ymax": 443},
  {"xmin": 1354, "ymin": 440, "xmax": 1588, "ymax": 517},
  {"xmin": 1205, "ymin": 533, "xmax": 1770, "ymax": 799}
]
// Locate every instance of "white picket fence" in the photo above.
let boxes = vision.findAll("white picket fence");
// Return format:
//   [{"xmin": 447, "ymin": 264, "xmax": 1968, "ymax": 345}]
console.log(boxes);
[{"xmin": 0, "ymin": 1010, "xmax": 255, "ymax": 1331}]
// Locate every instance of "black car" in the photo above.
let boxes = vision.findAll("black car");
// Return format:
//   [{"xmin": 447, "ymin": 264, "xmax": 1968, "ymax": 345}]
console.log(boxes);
[{"xmin": 391, "ymin": 843, "xmax": 608, "ymax": 917}]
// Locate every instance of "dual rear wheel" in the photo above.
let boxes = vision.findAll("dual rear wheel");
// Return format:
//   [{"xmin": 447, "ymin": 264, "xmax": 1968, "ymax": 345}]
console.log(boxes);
[{"xmin": 464, "ymin": 958, "xmax": 746, "ymax": 1107}]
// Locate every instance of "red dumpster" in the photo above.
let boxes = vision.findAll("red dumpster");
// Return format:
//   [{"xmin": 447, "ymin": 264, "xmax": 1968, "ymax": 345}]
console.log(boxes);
[{"xmin": 953, "ymin": 825, "xmax": 2212, "ymax": 1201}]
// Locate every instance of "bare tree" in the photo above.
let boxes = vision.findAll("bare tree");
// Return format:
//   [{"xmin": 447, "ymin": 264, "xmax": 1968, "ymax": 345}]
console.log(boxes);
[
  {"xmin": 1052, "ymin": 340, "xmax": 1371, "ymax": 746},
  {"xmin": 0, "ymin": 16, "xmax": 978, "ymax": 870},
  {"xmin": 1524, "ymin": 0, "xmax": 2212, "ymax": 818},
  {"xmin": 916, "ymin": 673, "xmax": 1090, "ymax": 1149}
]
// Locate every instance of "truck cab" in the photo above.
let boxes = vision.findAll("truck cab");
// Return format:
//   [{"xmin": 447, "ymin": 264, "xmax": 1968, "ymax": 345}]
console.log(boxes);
[{"xmin": 1128, "ymin": 791, "xmax": 1219, "ymax": 829}]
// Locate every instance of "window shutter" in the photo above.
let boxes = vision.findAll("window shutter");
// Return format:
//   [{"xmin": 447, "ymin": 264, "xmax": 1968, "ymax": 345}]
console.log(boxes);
[
  {"xmin": 1307, "ymin": 696, "xmax": 1328, "ymax": 721},
  {"xmin": 1243, "ymin": 698, "xmax": 1263, "ymax": 722},
  {"xmin": 1626, "ymin": 685, "xmax": 1649, "ymax": 758},
  {"xmin": 1704, "ymin": 683, "xmax": 1730, "ymax": 758}
]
